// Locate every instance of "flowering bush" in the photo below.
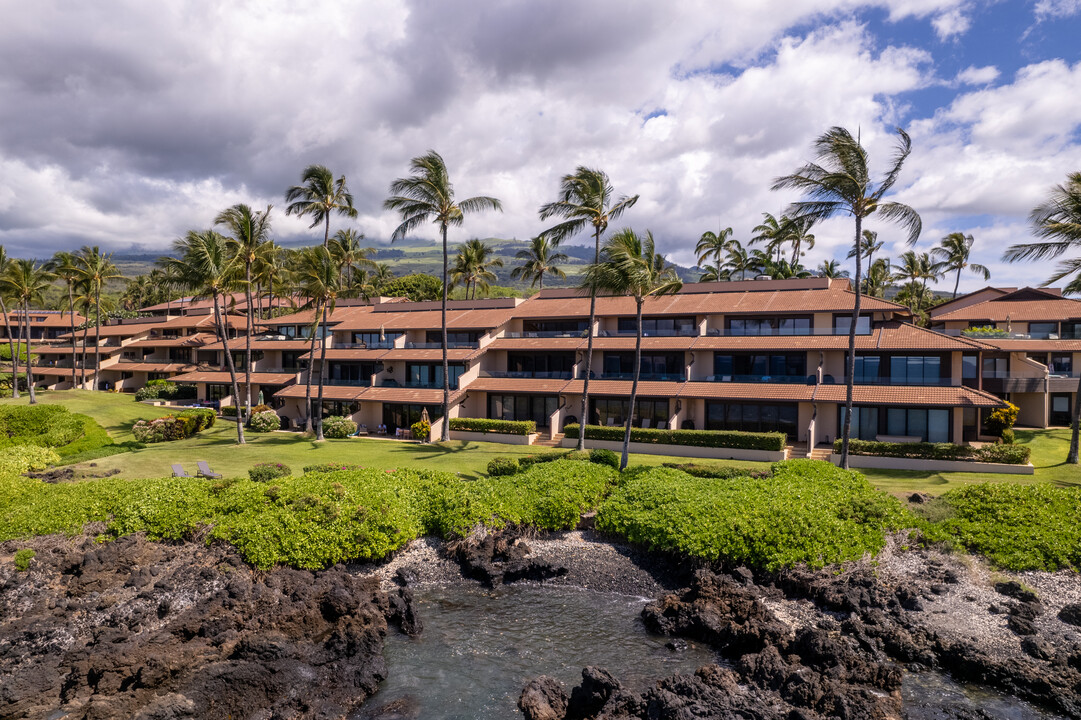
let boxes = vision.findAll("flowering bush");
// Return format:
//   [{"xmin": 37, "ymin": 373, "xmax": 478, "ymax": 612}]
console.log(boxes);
[
  {"xmin": 131, "ymin": 409, "xmax": 215, "ymax": 444},
  {"xmin": 0, "ymin": 445, "xmax": 60, "ymax": 476},
  {"xmin": 411, "ymin": 418, "xmax": 431, "ymax": 442},
  {"xmin": 985, "ymin": 402, "xmax": 1019, "ymax": 437},
  {"xmin": 322, "ymin": 415, "xmax": 357, "ymax": 439},
  {"xmin": 249, "ymin": 410, "xmax": 281, "ymax": 433},
  {"xmin": 249, "ymin": 463, "xmax": 292, "ymax": 482}
]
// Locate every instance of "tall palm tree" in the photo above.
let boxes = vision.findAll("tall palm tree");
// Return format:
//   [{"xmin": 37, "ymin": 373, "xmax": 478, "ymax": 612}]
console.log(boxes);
[
  {"xmin": 891, "ymin": 251, "xmax": 940, "ymax": 315},
  {"xmin": 75, "ymin": 246, "xmax": 121, "ymax": 391},
  {"xmin": 1003, "ymin": 171, "xmax": 1081, "ymax": 463},
  {"xmin": 72, "ymin": 279, "xmax": 95, "ymax": 389},
  {"xmin": 385, "ymin": 150, "xmax": 502, "ymax": 441},
  {"xmin": 932, "ymin": 232, "xmax": 990, "ymax": 298},
  {"xmin": 215, "ymin": 203, "xmax": 273, "ymax": 420},
  {"xmin": 862, "ymin": 258, "xmax": 892, "ymax": 298},
  {"xmin": 294, "ymin": 246, "xmax": 339, "ymax": 440},
  {"xmin": 539, "ymin": 167, "xmax": 638, "ymax": 450},
  {"xmin": 254, "ymin": 242, "xmax": 292, "ymax": 317},
  {"xmin": 511, "ymin": 235, "xmax": 568, "ymax": 291},
  {"xmin": 158, "ymin": 231, "xmax": 246, "ymax": 444},
  {"xmin": 763, "ymin": 259, "xmax": 813, "ymax": 279},
  {"xmin": 581, "ymin": 229, "xmax": 682, "ymax": 470},
  {"xmin": 848, "ymin": 229, "xmax": 884, "ymax": 271},
  {"xmin": 46, "ymin": 251, "xmax": 82, "ymax": 389},
  {"xmin": 785, "ymin": 216, "xmax": 817, "ymax": 266},
  {"xmin": 0, "ymin": 260, "xmax": 53, "ymax": 404},
  {"xmin": 452, "ymin": 238, "xmax": 503, "ymax": 299},
  {"xmin": 817, "ymin": 259, "xmax": 849, "ymax": 278},
  {"xmin": 695, "ymin": 227, "xmax": 734, "ymax": 271},
  {"xmin": 773, "ymin": 126, "xmax": 921, "ymax": 469},
  {"xmin": 751, "ymin": 212, "xmax": 789, "ymax": 264},
  {"xmin": 330, "ymin": 228, "xmax": 374, "ymax": 293},
  {"xmin": 284, "ymin": 165, "xmax": 358, "ymax": 247},
  {"xmin": 0, "ymin": 248, "xmax": 19, "ymax": 398},
  {"xmin": 721, "ymin": 239, "xmax": 753, "ymax": 280},
  {"xmin": 698, "ymin": 262, "xmax": 730, "ymax": 282}
]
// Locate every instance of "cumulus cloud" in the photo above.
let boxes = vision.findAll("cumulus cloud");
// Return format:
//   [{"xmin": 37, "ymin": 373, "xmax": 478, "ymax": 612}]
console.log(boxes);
[
  {"xmin": 955, "ymin": 65, "xmax": 1000, "ymax": 85},
  {"xmin": 1034, "ymin": 0, "xmax": 1081, "ymax": 20},
  {"xmin": 931, "ymin": 8, "xmax": 972, "ymax": 39}
]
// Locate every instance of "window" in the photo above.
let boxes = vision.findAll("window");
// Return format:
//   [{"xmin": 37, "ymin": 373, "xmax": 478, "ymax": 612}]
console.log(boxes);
[
  {"xmin": 603, "ymin": 352, "xmax": 683, "ymax": 379},
  {"xmin": 329, "ymin": 362, "xmax": 377, "ymax": 385},
  {"xmin": 883, "ymin": 355, "xmax": 942, "ymax": 385},
  {"xmin": 488, "ymin": 394, "xmax": 559, "ymax": 427},
  {"xmin": 983, "ymin": 357, "xmax": 1007, "ymax": 379},
  {"xmin": 1062, "ymin": 322, "xmax": 1081, "ymax": 339},
  {"xmin": 843, "ymin": 406, "xmax": 949, "ymax": 442},
  {"xmin": 207, "ymin": 384, "xmax": 230, "ymax": 401},
  {"xmin": 426, "ymin": 331, "xmax": 480, "ymax": 345},
  {"xmin": 507, "ymin": 352, "xmax": 575, "ymax": 378},
  {"xmin": 617, "ymin": 316, "xmax": 696, "ymax": 336},
  {"xmin": 1050, "ymin": 354, "xmax": 1073, "ymax": 375},
  {"xmin": 406, "ymin": 363, "xmax": 464, "ymax": 388},
  {"xmin": 706, "ymin": 401, "xmax": 799, "ymax": 437},
  {"xmin": 1028, "ymin": 322, "xmax": 1057, "ymax": 338},
  {"xmin": 961, "ymin": 354, "xmax": 978, "ymax": 379},
  {"xmin": 834, "ymin": 315, "xmax": 872, "ymax": 334},
  {"xmin": 853, "ymin": 356, "xmax": 881, "ymax": 383},
  {"xmin": 352, "ymin": 331, "xmax": 402, "ymax": 347},
  {"xmin": 725, "ymin": 316, "xmax": 811, "ymax": 336},
  {"xmin": 282, "ymin": 351, "xmax": 306, "ymax": 371},
  {"xmin": 318, "ymin": 400, "xmax": 360, "ymax": 418},
  {"xmin": 591, "ymin": 397, "xmax": 670, "ymax": 428},
  {"xmin": 382, "ymin": 403, "xmax": 442, "ymax": 434},
  {"xmin": 523, "ymin": 319, "xmax": 588, "ymax": 334},
  {"xmin": 712, "ymin": 353, "xmax": 806, "ymax": 381}
]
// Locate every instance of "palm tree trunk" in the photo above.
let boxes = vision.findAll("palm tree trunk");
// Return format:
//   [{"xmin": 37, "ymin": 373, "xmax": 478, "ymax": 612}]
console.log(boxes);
[
  {"xmin": 841, "ymin": 215, "xmax": 863, "ymax": 470},
  {"xmin": 440, "ymin": 223, "xmax": 450, "ymax": 442},
  {"xmin": 244, "ymin": 263, "xmax": 253, "ymax": 420},
  {"xmin": 1068, "ymin": 373, "xmax": 1081, "ymax": 464},
  {"xmin": 622, "ymin": 298, "xmax": 644, "ymax": 471},
  {"xmin": 303, "ymin": 302, "xmax": 320, "ymax": 434},
  {"xmin": 953, "ymin": 267, "xmax": 962, "ymax": 299},
  {"xmin": 92, "ymin": 285, "xmax": 102, "ymax": 391},
  {"xmin": 315, "ymin": 302, "xmax": 330, "ymax": 442},
  {"xmin": 80, "ymin": 314, "xmax": 89, "ymax": 390},
  {"xmin": 67, "ymin": 283, "xmax": 76, "ymax": 390},
  {"xmin": 578, "ymin": 227, "xmax": 601, "ymax": 451},
  {"xmin": 1, "ymin": 296, "xmax": 18, "ymax": 398},
  {"xmin": 324, "ymin": 215, "xmax": 330, "ymax": 248},
  {"xmin": 24, "ymin": 300, "xmax": 36, "ymax": 404},
  {"xmin": 214, "ymin": 290, "xmax": 245, "ymax": 444}
]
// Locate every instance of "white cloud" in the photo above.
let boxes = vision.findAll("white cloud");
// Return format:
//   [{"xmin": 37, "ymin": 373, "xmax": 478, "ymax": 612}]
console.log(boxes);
[
  {"xmin": 931, "ymin": 8, "xmax": 972, "ymax": 39},
  {"xmin": 1034, "ymin": 0, "xmax": 1081, "ymax": 20},
  {"xmin": 955, "ymin": 65, "xmax": 1000, "ymax": 85}
]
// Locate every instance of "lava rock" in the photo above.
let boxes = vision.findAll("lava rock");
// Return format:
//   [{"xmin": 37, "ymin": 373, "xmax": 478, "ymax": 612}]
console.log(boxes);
[
  {"xmin": 994, "ymin": 580, "xmax": 1038, "ymax": 603},
  {"xmin": 565, "ymin": 667, "xmax": 621, "ymax": 720},
  {"xmin": 518, "ymin": 676, "xmax": 569, "ymax": 720},
  {"xmin": 1059, "ymin": 603, "xmax": 1081, "ymax": 627},
  {"xmin": 1021, "ymin": 637, "xmax": 1055, "ymax": 661}
]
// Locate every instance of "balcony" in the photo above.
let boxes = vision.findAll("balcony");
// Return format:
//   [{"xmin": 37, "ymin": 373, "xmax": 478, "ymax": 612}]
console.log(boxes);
[
  {"xmin": 324, "ymin": 377, "xmax": 371, "ymax": 387},
  {"xmin": 591, "ymin": 372, "xmax": 687, "ymax": 382},
  {"xmin": 379, "ymin": 379, "xmax": 460, "ymax": 390},
  {"xmin": 333, "ymin": 341, "xmax": 397, "ymax": 350},
  {"xmin": 605, "ymin": 329, "xmax": 699, "ymax": 338},
  {"xmin": 704, "ymin": 374, "xmax": 812, "ymax": 384},
  {"xmin": 252, "ymin": 366, "xmax": 303, "ymax": 374},
  {"xmin": 405, "ymin": 342, "xmax": 479, "ymax": 350},
  {"xmin": 847, "ymin": 376, "xmax": 956, "ymax": 387},
  {"xmin": 948, "ymin": 329, "xmax": 1081, "ymax": 340},
  {"xmin": 504, "ymin": 331, "xmax": 587, "ymax": 339},
  {"xmin": 705, "ymin": 327, "xmax": 872, "ymax": 337},
  {"xmin": 480, "ymin": 370, "xmax": 574, "ymax": 380}
]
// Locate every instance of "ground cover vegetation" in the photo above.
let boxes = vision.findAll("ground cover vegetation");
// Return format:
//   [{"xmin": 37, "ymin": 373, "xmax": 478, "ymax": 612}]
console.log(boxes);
[
  {"xmin": 837, "ymin": 439, "xmax": 1031, "ymax": 465},
  {"xmin": 130, "ymin": 408, "xmax": 215, "ymax": 443},
  {"xmin": 449, "ymin": 418, "xmax": 537, "ymax": 435},
  {"xmin": 564, "ymin": 424, "xmax": 786, "ymax": 451}
]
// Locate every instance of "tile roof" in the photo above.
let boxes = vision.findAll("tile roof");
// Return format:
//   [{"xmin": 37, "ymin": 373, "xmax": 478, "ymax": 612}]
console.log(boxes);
[
  {"xmin": 306, "ymin": 348, "xmax": 393, "ymax": 361},
  {"xmin": 590, "ymin": 336, "xmax": 700, "ymax": 350},
  {"xmin": 0, "ymin": 311, "xmax": 86, "ymax": 327},
  {"xmin": 104, "ymin": 362, "xmax": 198, "ymax": 373},
  {"xmin": 815, "ymin": 384, "xmax": 1006, "ymax": 408},
  {"xmin": 466, "ymin": 377, "xmax": 573, "ymax": 394},
  {"xmin": 168, "ymin": 371, "xmax": 297, "ymax": 385},
  {"xmin": 679, "ymin": 382, "xmax": 816, "ymax": 401},
  {"xmin": 155, "ymin": 314, "xmax": 252, "ymax": 330},
  {"xmin": 198, "ymin": 339, "xmax": 316, "ymax": 352},
  {"xmin": 487, "ymin": 337, "xmax": 586, "ymax": 351},
  {"xmin": 933, "ymin": 288, "xmax": 1081, "ymax": 322},
  {"xmin": 127, "ymin": 333, "xmax": 218, "ymax": 348},
  {"xmin": 356, "ymin": 386, "xmax": 462, "ymax": 404},
  {"xmin": 58, "ymin": 323, "xmax": 159, "ymax": 340},
  {"xmin": 273, "ymin": 384, "xmax": 366, "ymax": 400},
  {"xmin": 33, "ymin": 345, "xmax": 123, "ymax": 355},
  {"xmin": 377, "ymin": 347, "xmax": 485, "ymax": 362},
  {"xmin": 982, "ymin": 339, "xmax": 1081, "ymax": 351},
  {"xmin": 558, "ymin": 379, "xmax": 686, "ymax": 397}
]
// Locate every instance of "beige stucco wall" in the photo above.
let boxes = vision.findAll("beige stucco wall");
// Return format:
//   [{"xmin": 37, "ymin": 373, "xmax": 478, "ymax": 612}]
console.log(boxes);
[{"xmin": 1012, "ymin": 392, "xmax": 1048, "ymax": 428}]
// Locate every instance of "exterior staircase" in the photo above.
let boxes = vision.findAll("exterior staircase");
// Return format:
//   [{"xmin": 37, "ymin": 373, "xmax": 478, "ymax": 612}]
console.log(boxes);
[
  {"xmin": 788, "ymin": 442, "xmax": 834, "ymax": 461},
  {"xmin": 533, "ymin": 432, "xmax": 565, "ymax": 448}
]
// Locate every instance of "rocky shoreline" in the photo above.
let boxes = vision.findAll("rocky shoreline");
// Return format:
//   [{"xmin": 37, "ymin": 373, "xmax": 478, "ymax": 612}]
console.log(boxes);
[{"xmin": 2, "ymin": 530, "xmax": 1079, "ymax": 719}]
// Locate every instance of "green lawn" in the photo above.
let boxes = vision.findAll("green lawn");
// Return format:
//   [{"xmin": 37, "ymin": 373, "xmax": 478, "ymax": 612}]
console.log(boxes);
[{"xmin": 2, "ymin": 391, "xmax": 1077, "ymax": 494}]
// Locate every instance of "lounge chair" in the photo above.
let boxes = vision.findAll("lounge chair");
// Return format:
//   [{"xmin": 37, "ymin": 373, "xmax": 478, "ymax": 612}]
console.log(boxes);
[
  {"xmin": 196, "ymin": 461, "xmax": 222, "ymax": 479},
  {"xmin": 171, "ymin": 463, "xmax": 192, "ymax": 478}
]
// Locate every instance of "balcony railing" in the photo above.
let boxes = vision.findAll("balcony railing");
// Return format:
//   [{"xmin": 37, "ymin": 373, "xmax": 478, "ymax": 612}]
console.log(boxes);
[
  {"xmin": 504, "ymin": 331, "xmax": 587, "ymax": 339},
  {"xmin": 480, "ymin": 371, "xmax": 573, "ymax": 380},
  {"xmin": 949, "ymin": 329, "xmax": 1081, "ymax": 340},
  {"xmin": 848, "ymin": 376, "xmax": 955, "ymax": 387},
  {"xmin": 704, "ymin": 374, "xmax": 811, "ymax": 384},
  {"xmin": 604, "ymin": 329, "xmax": 699, "ymax": 338},
  {"xmin": 379, "ymin": 379, "xmax": 460, "ymax": 390},
  {"xmin": 705, "ymin": 327, "xmax": 873, "ymax": 337},
  {"xmin": 333, "ymin": 341, "xmax": 397, "ymax": 349},
  {"xmin": 249, "ymin": 367, "xmax": 302, "ymax": 374},
  {"xmin": 405, "ymin": 342, "xmax": 479, "ymax": 349},
  {"xmin": 325, "ymin": 377, "xmax": 371, "ymax": 387},
  {"xmin": 589, "ymin": 372, "xmax": 687, "ymax": 382}
]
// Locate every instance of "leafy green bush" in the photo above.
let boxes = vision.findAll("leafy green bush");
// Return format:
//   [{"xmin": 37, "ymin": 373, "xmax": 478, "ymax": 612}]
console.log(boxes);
[
  {"xmin": 589, "ymin": 448, "xmax": 620, "ymax": 469},
  {"xmin": 518, "ymin": 450, "xmax": 570, "ymax": 469},
  {"xmin": 661, "ymin": 462, "xmax": 772, "ymax": 480},
  {"xmin": 411, "ymin": 418, "xmax": 431, "ymax": 442},
  {"xmin": 55, "ymin": 413, "xmax": 113, "ymax": 459},
  {"xmin": 837, "ymin": 439, "xmax": 1031, "ymax": 465},
  {"xmin": 303, "ymin": 463, "xmax": 366, "ymax": 474},
  {"xmin": 248, "ymin": 410, "xmax": 281, "ymax": 433},
  {"xmin": 0, "ymin": 405, "xmax": 84, "ymax": 450},
  {"xmin": 14, "ymin": 549, "xmax": 35, "ymax": 572},
  {"xmin": 0, "ymin": 446, "xmax": 61, "ymax": 475},
  {"xmin": 487, "ymin": 457, "xmax": 519, "ymax": 476},
  {"xmin": 131, "ymin": 408, "xmax": 215, "ymax": 443},
  {"xmin": 381, "ymin": 274, "xmax": 442, "ymax": 301},
  {"xmin": 449, "ymin": 418, "xmax": 537, "ymax": 436},
  {"xmin": 323, "ymin": 415, "xmax": 357, "ymax": 439},
  {"xmin": 1000, "ymin": 428, "xmax": 1015, "ymax": 445},
  {"xmin": 985, "ymin": 402, "xmax": 1019, "ymax": 437},
  {"xmin": 962, "ymin": 326, "xmax": 1008, "ymax": 338},
  {"xmin": 135, "ymin": 381, "xmax": 196, "ymax": 401},
  {"xmin": 220, "ymin": 405, "xmax": 238, "ymax": 417},
  {"xmin": 597, "ymin": 460, "xmax": 912, "ymax": 570},
  {"xmin": 562, "ymin": 424, "xmax": 785, "ymax": 451},
  {"xmin": 249, "ymin": 463, "xmax": 292, "ymax": 482},
  {"xmin": 933, "ymin": 484, "xmax": 1081, "ymax": 571}
]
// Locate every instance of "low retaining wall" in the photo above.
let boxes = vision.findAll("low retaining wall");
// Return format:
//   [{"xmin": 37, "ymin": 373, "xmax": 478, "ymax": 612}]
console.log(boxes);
[
  {"xmin": 449, "ymin": 430, "xmax": 538, "ymax": 446},
  {"xmin": 562, "ymin": 437, "xmax": 787, "ymax": 462},
  {"xmin": 829, "ymin": 453, "xmax": 1035, "ymax": 475}
]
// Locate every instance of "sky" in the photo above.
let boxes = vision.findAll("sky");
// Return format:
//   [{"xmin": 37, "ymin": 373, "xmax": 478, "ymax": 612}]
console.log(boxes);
[{"xmin": 0, "ymin": 0, "xmax": 1079, "ymax": 294}]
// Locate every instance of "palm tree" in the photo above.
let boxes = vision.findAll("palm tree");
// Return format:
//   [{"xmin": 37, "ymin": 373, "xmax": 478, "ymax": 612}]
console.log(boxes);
[
  {"xmin": 284, "ymin": 164, "xmax": 359, "ymax": 247},
  {"xmin": 385, "ymin": 150, "xmax": 502, "ymax": 441},
  {"xmin": 0, "ymin": 260, "xmax": 53, "ymax": 404},
  {"xmin": 763, "ymin": 259, "xmax": 812, "ymax": 279},
  {"xmin": 454, "ymin": 238, "xmax": 503, "ymax": 299},
  {"xmin": 1003, "ymin": 171, "xmax": 1081, "ymax": 462},
  {"xmin": 511, "ymin": 235, "xmax": 568, "ymax": 291},
  {"xmin": 75, "ymin": 246, "xmax": 121, "ymax": 391},
  {"xmin": 818, "ymin": 259, "xmax": 849, "ymax": 278},
  {"xmin": 751, "ymin": 212, "xmax": 789, "ymax": 264},
  {"xmin": 581, "ymin": 229, "xmax": 682, "ymax": 470},
  {"xmin": 254, "ymin": 242, "xmax": 291, "ymax": 317},
  {"xmin": 215, "ymin": 203, "xmax": 273, "ymax": 420},
  {"xmin": 891, "ymin": 251, "xmax": 940, "ymax": 315},
  {"xmin": 862, "ymin": 258, "xmax": 892, "ymax": 298},
  {"xmin": 773, "ymin": 126, "xmax": 921, "ymax": 469},
  {"xmin": 158, "ymin": 231, "xmax": 246, "ymax": 444},
  {"xmin": 539, "ymin": 168, "xmax": 638, "ymax": 450},
  {"xmin": 294, "ymin": 246, "xmax": 339, "ymax": 440},
  {"xmin": 932, "ymin": 232, "xmax": 990, "ymax": 298},
  {"xmin": 46, "ymin": 251, "xmax": 82, "ymax": 389},
  {"xmin": 695, "ymin": 227, "xmax": 734, "ymax": 271},
  {"xmin": 0, "ymin": 247, "xmax": 19, "ymax": 398},
  {"xmin": 786, "ymin": 216, "xmax": 817, "ymax": 266},
  {"xmin": 847, "ymin": 229, "xmax": 884, "ymax": 272},
  {"xmin": 330, "ymin": 228, "xmax": 374, "ymax": 293},
  {"xmin": 721, "ymin": 239, "xmax": 753, "ymax": 280},
  {"xmin": 72, "ymin": 279, "xmax": 95, "ymax": 389},
  {"xmin": 698, "ymin": 262, "xmax": 730, "ymax": 282},
  {"xmin": 370, "ymin": 262, "xmax": 395, "ymax": 294}
]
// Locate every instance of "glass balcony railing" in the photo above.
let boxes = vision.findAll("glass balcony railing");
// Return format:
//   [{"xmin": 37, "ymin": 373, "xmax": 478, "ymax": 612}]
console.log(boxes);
[
  {"xmin": 504, "ymin": 331, "xmax": 587, "ymax": 339},
  {"xmin": 379, "ymin": 379, "xmax": 460, "ymax": 390},
  {"xmin": 325, "ymin": 377, "xmax": 371, "ymax": 387},
  {"xmin": 705, "ymin": 327, "xmax": 872, "ymax": 337},
  {"xmin": 480, "ymin": 371, "xmax": 573, "ymax": 379},
  {"xmin": 849, "ymin": 376, "xmax": 955, "ymax": 387},
  {"xmin": 333, "ymin": 341, "xmax": 397, "ymax": 349},
  {"xmin": 405, "ymin": 342, "xmax": 479, "ymax": 349},
  {"xmin": 604, "ymin": 329, "xmax": 699, "ymax": 338},
  {"xmin": 592, "ymin": 372, "xmax": 686, "ymax": 382},
  {"xmin": 703, "ymin": 374, "xmax": 811, "ymax": 384}
]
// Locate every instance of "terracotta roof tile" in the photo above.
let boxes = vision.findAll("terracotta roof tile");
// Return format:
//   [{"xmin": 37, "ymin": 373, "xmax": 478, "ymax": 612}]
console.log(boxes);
[
  {"xmin": 1, "ymin": 311, "xmax": 86, "ymax": 327},
  {"xmin": 128, "ymin": 333, "xmax": 218, "ymax": 348},
  {"xmin": 168, "ymin": 371, "xmax": 296, "ymax": 385},
  {"xmin": 33, "ymin": 345, "xmax": 123, "ymax": 355},
  {"xmin": 466, "ymin": 377, "xmax": 571, "ymax": 394},
  {"xmin": 815, "ymin": 384, "xmax": 1005, "ymax": 408},
  {"xmin": 59, "ymin": 323, "xmax": 158, "ymax": 340},
  {"xmin": 558, "ymin": 379, "xmax": 685, "ymax": 397},
  {"xmin": 199, "ymin": 339, "xmax": 316, "ymax": 352},
  {"xmin": 487, "ymin": 337, "xmax": 586, "ymax": 351},
  {"xmin": 590, "ymin": 336, "xmax": 699, "ymax": 350},
  {"xmin": 679, "ymin": 382, "xmax": 816, "ymax": 401},
  {"xmin": 933, "ymin": 291, "xmax": 1081, "ymax": 323},
  {"xmin": 359, "ymin": 386, "xmax": 463, "ymax": 404},
  {"xmin": 273, "ymin": 385, "xmax": 365, "ymax": 400},
  {"xmin": 105, "ymin": 362, "xmax": 198, "ymax": 373},
  {"xmin": 983, "ymin": 339, "xmax": 1081, "ymax": 351}
]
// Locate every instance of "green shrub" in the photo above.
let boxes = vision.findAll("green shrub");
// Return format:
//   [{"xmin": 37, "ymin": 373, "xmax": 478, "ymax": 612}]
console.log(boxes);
[
  {"xmin": 55, "ymin": 414, "xmax": 114, "ymax": 459},
  {"xmin": 14, "ymin": 548, "xmax": 35, "ymax": 572},
  {"xmin": 448, "ymin": 418, "xmax": 537, "ymax": 436},
  {"xmin": 487, "ymin": 457, "xmax": 519, "ymax": 476},
  {"xmin": 563, "ymin": 450, "xmax": 591, "ymax": 463},
  {"xmin": 589, "ymin": 448, "xmax": 620, "ymax": 469},
  {"xmin": 661, "ymin": 463, "xmax": 772, "ymax": 480},
  {"xmin": 0, "ymin": 446, "xmax": 61, "ymax": 475},
  {"xmin": 0, "ymin": 405, "xmax": 84, "ymax": 450},
  {"xmin": 518, "ymin": 450, "xmax": 569, "ymax": 469},
  {"xmin": 220, "ymin": 405, "xmax": 238, "ymax": 417},
  {"xmin": 985, "ymin": 402, "xmax": 1019, "ymax": 437},
  {"xmin": 1000, "ymin": 428, "xmax": 1015, "ymax": 445},
  {"xmin": 962, "ymin": 326, "xmax": 1008, "ymax": 338},
  {"xmin": 411, "ymin": 418, "xmax": 431, "ymax": 442},
  {"xmin": 248, "ymin": 410, "xmax": 281, "ymax": 433},
  {"xmin": 934, "ymin": 484, "xmax": 1081, "ymax": 571},
  {"xmin": 302, "ymin": 463, "xmax": 366, "ymax": 474},
  {"xmin": 597, "ymin": 460, "xmax": 912, "ymax": 570},
  {"xmin": 323, "ymin": 415, "xmax": 357, "ymax": 439},
  {"xmin": 836, "ymin": 439, "xmax": 1030, "ymax": 465},
  {"xmin": 135, "ymin": 381, "xmax": 197, "ymax": 401},
  {"xmin": 249, "ymin": 463, "xmax": 292, "ymax": 482},
  {"xmin": 562, "ymin": 424, "xmax": 785, "ymax": 451},
  {"xmin": 131, "ymin": 408, "xmax": 214, "ymax": 444}
]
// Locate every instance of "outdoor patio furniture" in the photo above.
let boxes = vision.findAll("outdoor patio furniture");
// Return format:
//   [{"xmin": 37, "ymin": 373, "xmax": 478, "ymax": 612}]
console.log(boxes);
[
  {"xmin": 196, "ymin": 461, "xmax": 222, "ymax": 479},
  {"xmin": 171, "ymin": 463, "xmax": 192, "ymax": 477}
]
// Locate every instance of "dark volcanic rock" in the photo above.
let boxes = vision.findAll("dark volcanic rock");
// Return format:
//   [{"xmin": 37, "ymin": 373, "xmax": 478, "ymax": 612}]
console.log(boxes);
[
  {"xmin": 450, "ymin": 533, "xmax": 568, "ymax": 587},
  {"xmin": 0, "ymin": 534, "xmax": 418, "ymax": 720},
  {"xmin": 1060, "ymin": 603, "xmax": 1081, "ymax": 627},
  {"xmin": 994, "ymin": 580, "xmax": 1039, "ymax": 603},
  {"xmin": 518, "ymin": 676, "xmax": 568, "ymax": 720}
]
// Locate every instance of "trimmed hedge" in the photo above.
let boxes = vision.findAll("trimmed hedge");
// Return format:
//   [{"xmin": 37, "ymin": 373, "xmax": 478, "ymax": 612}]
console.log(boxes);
[
  {"xmin": 0, "ymin": 405, "xmax": 84, "ymax": 450},
  {"xmin": 661, "ymin": 462, "xmax": 772, "ymax": 480},
  {"xmin": 449, "ymin": 418, "xmax": 537, "ymax": 436},
  {"xmin": 131, "ymin": 408, "xmax": 215, "ymax": 444},
  {"xmin": 487, "ymin": 457, "xmax": 519, "ymax": 476},
  {"xmin": 563, "ymin": 424, "xmax": 785, "ymax": 451},
  {"xmin": 836, "ymin": 439, "xmax": 1031, "ymax": 465},
  {"xmin": 249, "ymin": 463, "xmax": 292, "ymax": 482}
]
